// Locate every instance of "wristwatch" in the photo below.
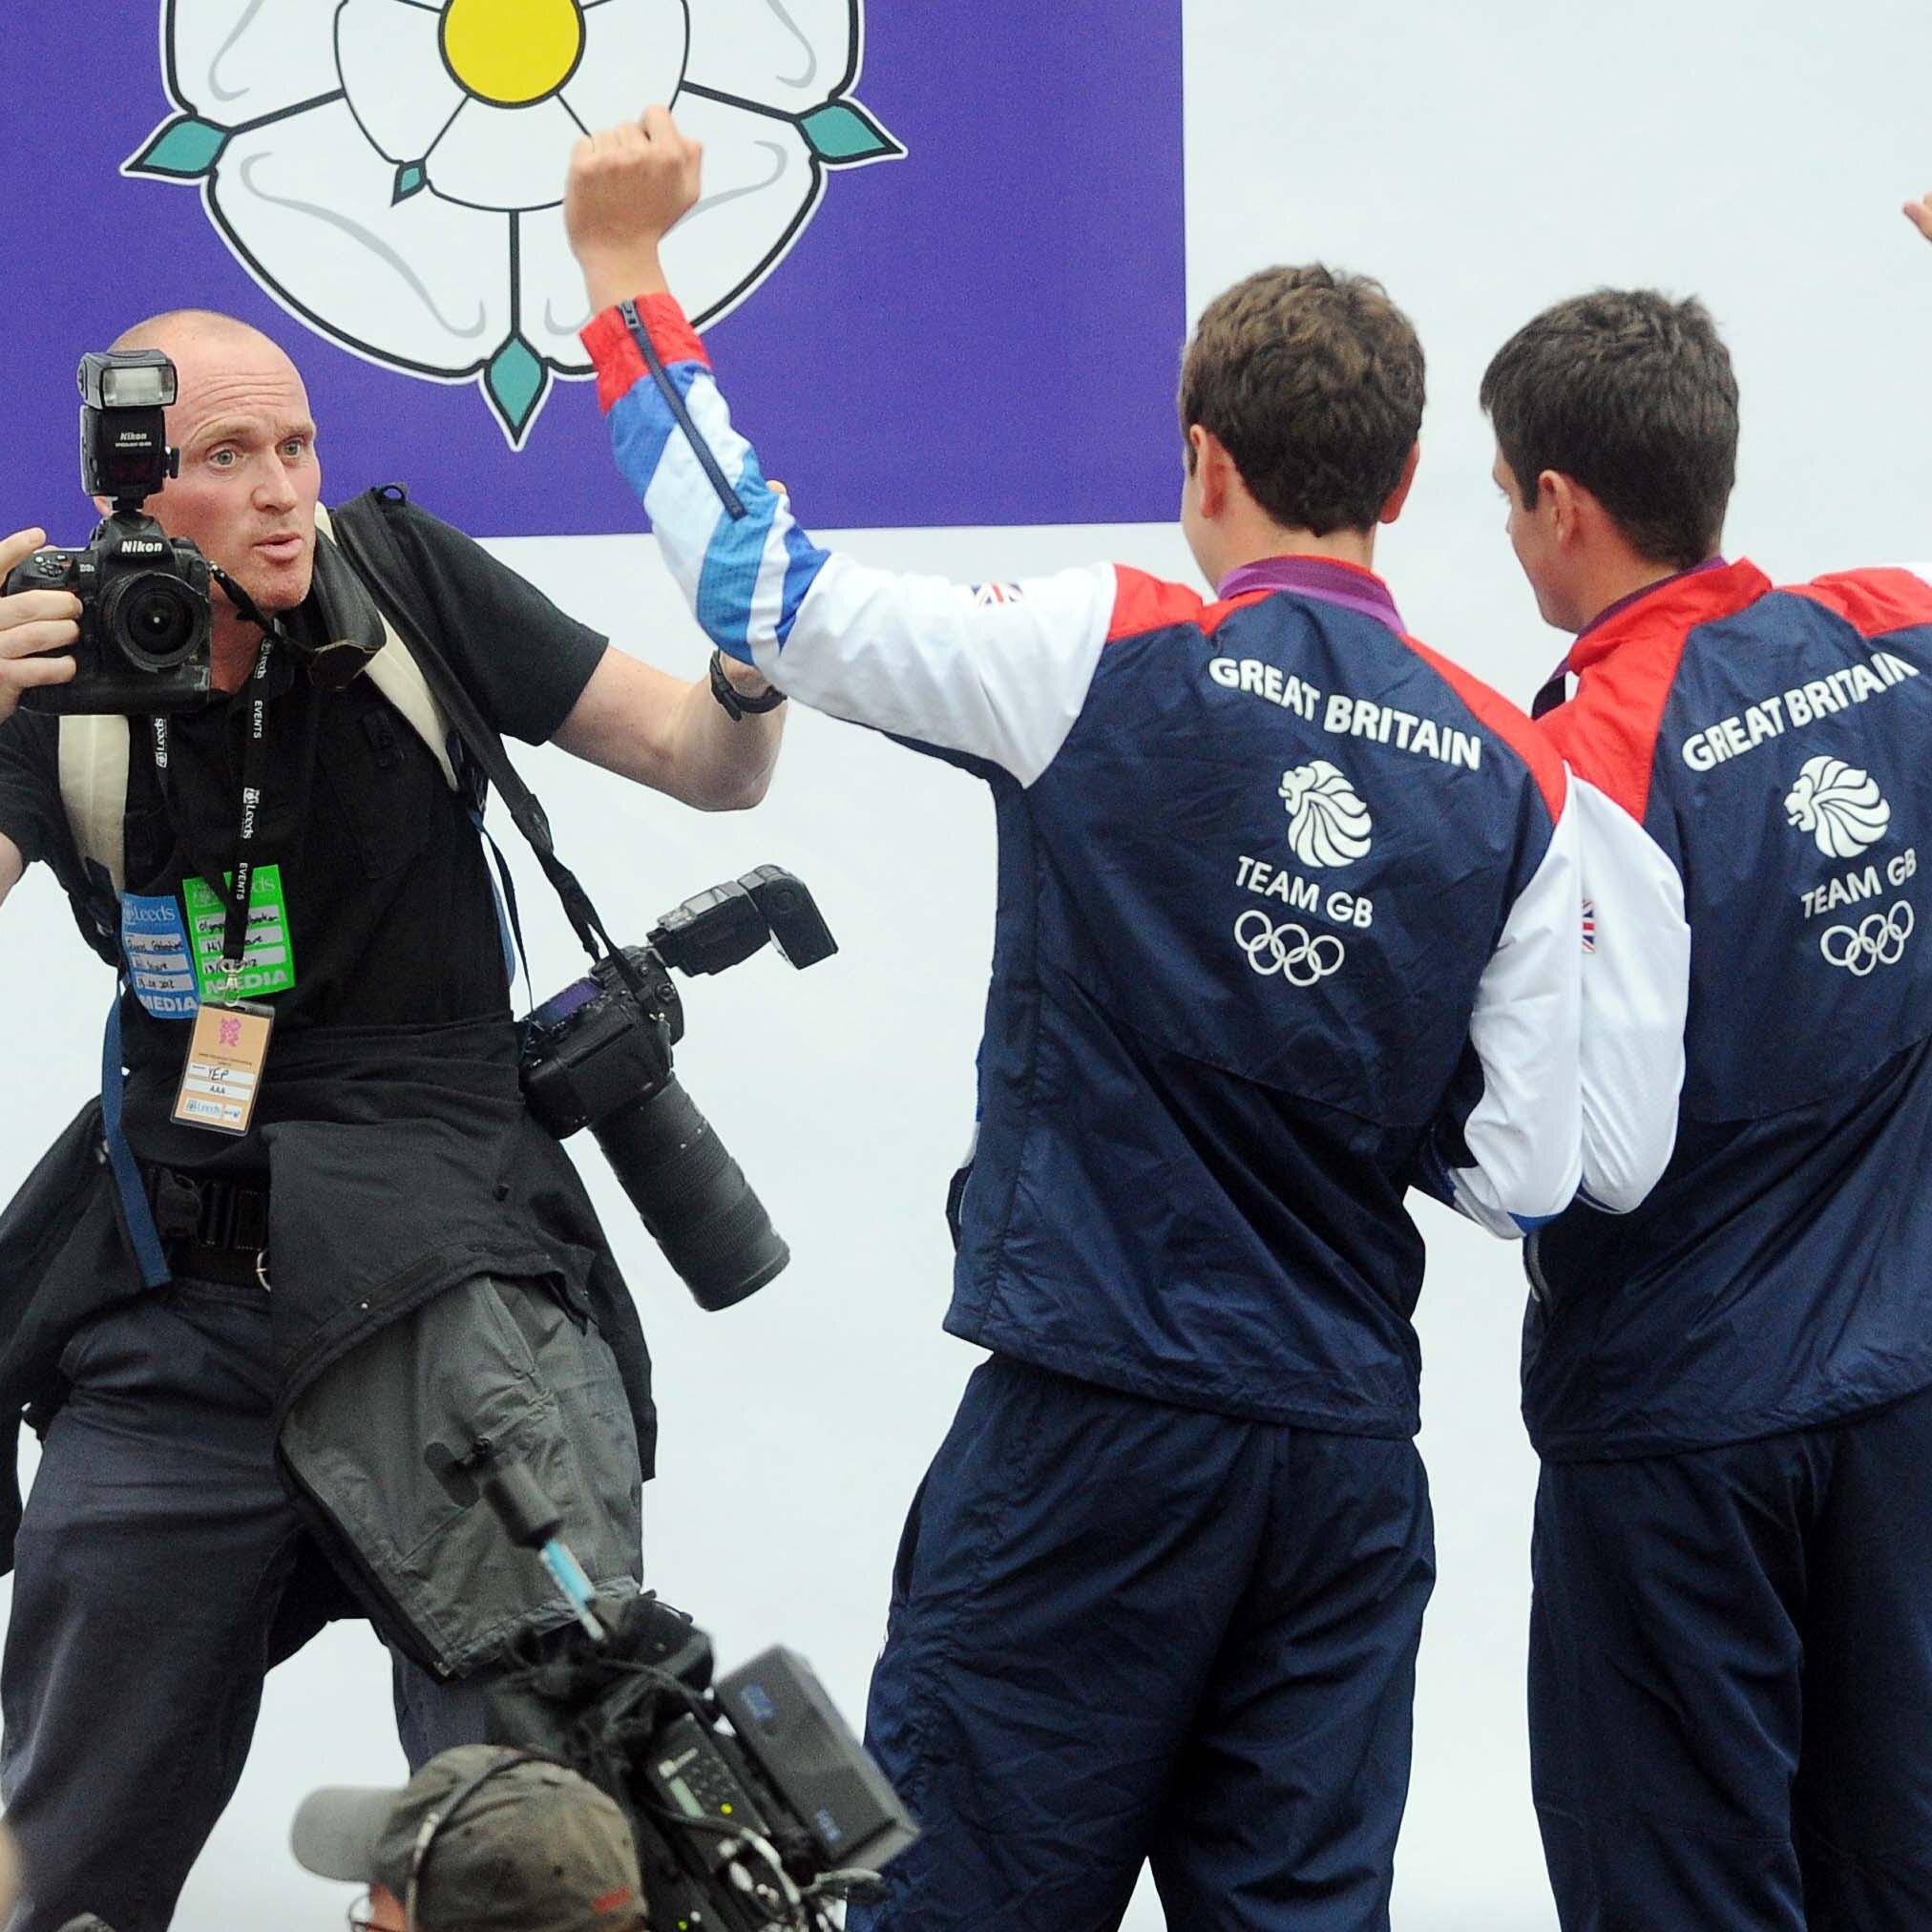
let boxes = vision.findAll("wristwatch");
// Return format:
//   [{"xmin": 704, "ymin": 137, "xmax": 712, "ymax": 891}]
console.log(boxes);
[{"xmin": 709, "ymin": 648, "xmax": 788, "ymax": 720}]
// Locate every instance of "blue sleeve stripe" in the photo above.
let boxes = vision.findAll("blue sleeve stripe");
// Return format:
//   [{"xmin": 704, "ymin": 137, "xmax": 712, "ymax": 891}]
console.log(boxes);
[
  {"xmin": 612, "ymin": 349, "xmax": 830, "ymax": 664},
  {"xmin": 608, "ymin": 357, "xmax": 706, "ymax": 502},
  {"xmin": 777, "ymin": 518, "xmax": 830, "ymax": 647},
  {"xmin": 1510, "ymin": 1209, "xmax": 1564, "ymax": 1232},
  {"xmin": 695, "ymin": 444, "xmax": 779, "ymax": 660}
]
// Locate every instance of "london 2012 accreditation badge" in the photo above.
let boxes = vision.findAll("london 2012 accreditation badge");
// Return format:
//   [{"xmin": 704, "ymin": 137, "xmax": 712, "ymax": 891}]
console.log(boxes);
[{"xmin": 172, "ymin": 999, "xmax": 276, "ymax": 1136}]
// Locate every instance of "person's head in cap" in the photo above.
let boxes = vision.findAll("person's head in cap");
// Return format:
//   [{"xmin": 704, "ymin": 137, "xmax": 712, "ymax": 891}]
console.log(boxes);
[{"xmin": 292, "ymin": 1744, "xmax": 647, "ymax": 1932}]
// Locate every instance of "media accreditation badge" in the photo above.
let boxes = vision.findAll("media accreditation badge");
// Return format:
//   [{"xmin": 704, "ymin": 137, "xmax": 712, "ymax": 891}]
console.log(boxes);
[{"xmin": 167, "ymin": 877, "xmax": 293, "ymax": 1137}]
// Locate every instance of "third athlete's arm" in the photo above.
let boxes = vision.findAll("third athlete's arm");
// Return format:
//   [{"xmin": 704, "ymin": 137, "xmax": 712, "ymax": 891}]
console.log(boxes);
[
  {"xmin": 1564, "ymin": 775, "xmax": 1689, "ymax": 1210},
  {"xmin": 1422, "ymin": 784, "xmax": 1586, "ymax": 1237}
]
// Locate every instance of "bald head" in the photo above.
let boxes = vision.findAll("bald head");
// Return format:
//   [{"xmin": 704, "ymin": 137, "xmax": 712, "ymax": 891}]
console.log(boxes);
[
  {"xmin": 111, "ymin": 307, "xmax": 288, "ymax": 363},
  {"xmin": 107, "ymin": 308, "xmax": 323, "ymax": 646},
  {"xmin": 109, "ymin": 310, "xmax": 308, "ymax": 444}
]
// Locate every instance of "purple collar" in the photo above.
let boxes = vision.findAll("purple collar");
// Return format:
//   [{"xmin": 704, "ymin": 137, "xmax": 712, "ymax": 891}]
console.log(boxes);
[
  {"xmin": 1216, "ymin": 555, "xmax": 1405, "ymax": 633},
  {"xmin": 1575, "ymin": 556, "xmax": 1729, "ymax": 643}
]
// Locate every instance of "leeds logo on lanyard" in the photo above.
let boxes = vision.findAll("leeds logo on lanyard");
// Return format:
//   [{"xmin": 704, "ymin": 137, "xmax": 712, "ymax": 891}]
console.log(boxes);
[{"xmin": 158, "ymin": 635, "xmax": 286, "ymax": 1135}]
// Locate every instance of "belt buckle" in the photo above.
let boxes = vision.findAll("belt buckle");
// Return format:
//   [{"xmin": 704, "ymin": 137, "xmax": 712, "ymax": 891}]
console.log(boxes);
[{"xmin": 150, "ymin": 1168, "xmax": 202, "ymax": 1245}]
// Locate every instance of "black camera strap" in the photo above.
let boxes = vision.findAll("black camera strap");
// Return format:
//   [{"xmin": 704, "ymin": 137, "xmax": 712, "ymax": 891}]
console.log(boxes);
[
  {"xmin": 151, "ymin": 633, "xmax": 278, "ymax": 975},
  {"xmin": 325, "ymin": 487, "xmax": 650, "ymax": 1004}
]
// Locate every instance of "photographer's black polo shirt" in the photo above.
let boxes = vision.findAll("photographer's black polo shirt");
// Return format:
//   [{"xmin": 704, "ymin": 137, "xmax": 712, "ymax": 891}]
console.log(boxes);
[{"xmin": 0, "ymin": 500, "xmax": 606, "ymax": 1166}]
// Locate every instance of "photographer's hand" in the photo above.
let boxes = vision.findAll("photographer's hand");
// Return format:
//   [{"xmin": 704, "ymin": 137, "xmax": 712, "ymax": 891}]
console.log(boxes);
[
  {"xmin": 0, "ymin": 528, "xmax": 79, "ymax": 725},
  {"xmin": 1905, "ymin": 191, "xmax": 1932, "ymax": 243},
  {"xmin": 565, "ymin": 105, "xmax": 704, "ymax": 312}
]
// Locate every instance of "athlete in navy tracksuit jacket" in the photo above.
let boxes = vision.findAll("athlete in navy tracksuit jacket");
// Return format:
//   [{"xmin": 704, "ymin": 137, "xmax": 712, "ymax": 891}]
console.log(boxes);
[
  {"xmin": 562, "ymin": 112, "xmax": 1598, "ymax": 1931},
  {"xmin": 1486, "ymin": 287, "xmax": 1932, "ymax": 1929}
]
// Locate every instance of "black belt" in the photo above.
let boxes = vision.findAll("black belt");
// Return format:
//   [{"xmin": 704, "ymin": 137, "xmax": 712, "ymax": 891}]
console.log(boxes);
[{"xmin": 142, "ymin": 1166, "xmax": 271, "ymax": 1289}]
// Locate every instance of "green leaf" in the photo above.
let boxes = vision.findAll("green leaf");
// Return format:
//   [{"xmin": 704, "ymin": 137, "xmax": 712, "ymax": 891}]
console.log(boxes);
[
  {"xmin": 391, "ymin": 161, "xmax": 429, "ymax": 204},
  {"xmin": 800, "ymin": 99, "xmax": 904, "ymax": 167},
  {"xmin": 483, "ymin": 336, "xmax": 550, "ymax": 447},
  {"xmin": 124, "ymin": 116, "xmax": 229, "ymax": 179}
]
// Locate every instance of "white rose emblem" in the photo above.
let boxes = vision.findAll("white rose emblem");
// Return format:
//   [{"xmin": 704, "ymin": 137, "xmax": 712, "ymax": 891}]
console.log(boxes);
[
  {"xmin": 125, "ymin": 0, "xmax": 902, "ymax": 445},
  {"xmin": 1277, "ymin": 760, "xmax": 1373, "ymax": 869},
  {"xmin": 1784, "ymin": 754, "xmax": 1891, "ymax": 859}
]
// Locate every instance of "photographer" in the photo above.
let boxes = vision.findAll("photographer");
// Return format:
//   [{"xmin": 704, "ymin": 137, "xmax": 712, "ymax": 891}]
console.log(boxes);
[
  {"xmin": 0, "ymin": 308, "xmax": 787, "ymax": 1932},
  {"xmin": 292, "ymin": 1744, "xmax": 647, "ymax": 1932}
]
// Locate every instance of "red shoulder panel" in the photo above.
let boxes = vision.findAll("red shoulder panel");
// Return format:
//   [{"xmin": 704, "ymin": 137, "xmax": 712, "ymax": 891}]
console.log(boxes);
[
  {"xmin": 581, "ymin": 296, "xmax": 710, "ymax": 413},
  {"xmin": 1782, "ymin": 568, "xmax": 1932, "ymax": 640},
  {"xmin": 1541, "ymin": 560, "xmax": 1769, "ymax": 824},
  {"xmin": 1537, "ymin": 631, "xmax": 1687, "ymax": 826},
  {"xmin": 1106, "ymin": 567, "xmax": 1270, "ymax": 643},
  {"xmin": 1400, "ymin": 633, "xmax": 1568, "ymax": 820}
]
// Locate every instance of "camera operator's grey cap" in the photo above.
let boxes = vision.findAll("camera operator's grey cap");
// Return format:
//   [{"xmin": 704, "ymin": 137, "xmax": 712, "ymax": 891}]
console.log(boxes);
[{"xmin": 292, "ymin": 1744, "xmax": 645, "ymax": 1932}]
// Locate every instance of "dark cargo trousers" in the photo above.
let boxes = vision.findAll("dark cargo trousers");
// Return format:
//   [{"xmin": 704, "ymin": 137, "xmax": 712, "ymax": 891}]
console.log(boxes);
[
  {"xmin": 1530, "ymin": 1378, "xmax": 1932, "ymax": 1931},
  {"xmin": 850, "ymin": 1356, "xmax": 1436, "ymax": 1932},
  {"xmin": 0, "ymin": 1276, "xmax": 626, "ymax": 1932}
]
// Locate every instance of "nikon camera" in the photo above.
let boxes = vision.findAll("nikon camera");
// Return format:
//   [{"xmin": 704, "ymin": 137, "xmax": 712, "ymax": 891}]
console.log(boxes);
[{"xmin": 3, "ymin": 349, "xmax": 213, "ymax": 715}]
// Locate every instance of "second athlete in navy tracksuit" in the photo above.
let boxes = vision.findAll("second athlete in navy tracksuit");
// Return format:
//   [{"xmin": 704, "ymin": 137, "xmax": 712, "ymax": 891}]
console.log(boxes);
[{"xmin": 1487, "ymin": 287, "xmax": 1932, "ymax": 1931}]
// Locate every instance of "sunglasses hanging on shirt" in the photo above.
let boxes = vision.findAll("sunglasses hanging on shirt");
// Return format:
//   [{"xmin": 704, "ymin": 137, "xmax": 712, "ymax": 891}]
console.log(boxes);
[{"xmin": 208, "ymin": 559, "xmax": 380, "ymax": 694}]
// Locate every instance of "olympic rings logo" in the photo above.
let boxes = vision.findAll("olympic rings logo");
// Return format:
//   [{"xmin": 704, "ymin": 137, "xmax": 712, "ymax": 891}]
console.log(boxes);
[
  {"xmin": 1234, "ymin": 910, "xmax": 1347, "ymax": 985},
  {"xmin": 1819, "ymin": 901, "xmax": 1915, "ymax": 976}
]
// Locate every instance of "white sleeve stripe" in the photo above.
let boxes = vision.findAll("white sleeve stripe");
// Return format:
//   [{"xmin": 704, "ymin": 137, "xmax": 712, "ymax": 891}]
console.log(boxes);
[
  {"xmin": 1448, "ymin": 794, "xmax": 1586, "ymax": 1231},
  {"xmin": 766, "ymin": 556, "xmax": 1116, "ymax": 784},
  {"xmin": 1570, "ymin": 775, "xmax": 1688, "ymax": 1211}
]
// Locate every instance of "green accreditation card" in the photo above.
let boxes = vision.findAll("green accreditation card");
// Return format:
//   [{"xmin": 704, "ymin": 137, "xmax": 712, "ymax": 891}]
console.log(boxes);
[{"xmin": 183, "ymin": 864, "xmax": 298, "ymax": 1001}]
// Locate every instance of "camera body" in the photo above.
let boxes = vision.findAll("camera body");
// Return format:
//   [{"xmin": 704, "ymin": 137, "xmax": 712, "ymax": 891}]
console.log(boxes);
[
  {"xmin": 520, "ymin": 943, "xmax": 684, "ymax": 1140},
  {"xmin": 520, "ymin": 867, "xmax": 837, "ymax": 1312},
  {"xmin": 488, "ymin": 1593, "xmax": 917, "ymax": 1931},
  {"xmin": 8, "ymin": 515, "xmax": 213, "ymax": 715},
  {"xmin": 4, "ymin": 349, "xmax": 214, "ymax": 715}
]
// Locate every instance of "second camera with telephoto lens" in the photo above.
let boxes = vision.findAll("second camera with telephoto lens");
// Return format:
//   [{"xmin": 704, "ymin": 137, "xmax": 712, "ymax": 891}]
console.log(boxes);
[{"xmin": 519, "ymin": 866, "xmax": 836, "ymax": 1312}]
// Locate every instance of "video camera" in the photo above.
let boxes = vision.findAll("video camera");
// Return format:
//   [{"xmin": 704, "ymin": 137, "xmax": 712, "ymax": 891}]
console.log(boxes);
[
  {"xmin": 478, "ymin": 1457, "xmax": 917, "ymax": 1931},
  {"xmin": 520, "ymin": 866, "xmax": 836, "ymax": 1312},
  {"xmin": 4, "ymin": 349, "xmax": 214, "ymax": 715}
]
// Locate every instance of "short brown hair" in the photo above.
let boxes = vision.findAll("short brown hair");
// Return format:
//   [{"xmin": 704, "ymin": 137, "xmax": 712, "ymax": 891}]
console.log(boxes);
[
  {"xmin": 1480, "ymin": 288, "xmax": 1738, "ymax": 570},
  {"xmin": 1179, "ymin": 265, "xmax": 1425, "ymax": 536}
]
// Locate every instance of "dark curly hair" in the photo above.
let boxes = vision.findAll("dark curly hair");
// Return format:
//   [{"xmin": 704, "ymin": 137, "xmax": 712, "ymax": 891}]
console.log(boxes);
[{"xmin": 1178, "ymin": 265, "xmax": 1425, "ymax": 537}]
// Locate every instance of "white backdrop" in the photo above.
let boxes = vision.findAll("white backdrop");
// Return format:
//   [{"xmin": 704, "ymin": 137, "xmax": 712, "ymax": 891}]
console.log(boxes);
[{"xmin": 4, "ymin": 2, "xmax": 1932, "ymax": 1925}]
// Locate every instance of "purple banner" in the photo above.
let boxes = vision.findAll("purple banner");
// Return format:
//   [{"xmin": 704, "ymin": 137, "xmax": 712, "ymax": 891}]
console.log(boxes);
[{"xmin": 0, "ymin": 1, "xmax": 1186, "ymax": 538}]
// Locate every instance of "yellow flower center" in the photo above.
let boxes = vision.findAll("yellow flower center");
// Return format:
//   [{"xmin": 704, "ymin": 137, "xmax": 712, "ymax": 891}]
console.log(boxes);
[{"xmin": 441, "ymin": 0, "xmax": 586, "ymax": 108}]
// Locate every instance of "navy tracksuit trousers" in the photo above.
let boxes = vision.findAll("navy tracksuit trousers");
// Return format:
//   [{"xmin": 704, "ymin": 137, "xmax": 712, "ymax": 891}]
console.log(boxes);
[
  {"xmin": 1530, "ymin": 1379, "xmax": 1932, "ymax": 1931},
  {"xmin": 849, "ymin": 1356, "xmax": 1435, "ymax": 1932}
]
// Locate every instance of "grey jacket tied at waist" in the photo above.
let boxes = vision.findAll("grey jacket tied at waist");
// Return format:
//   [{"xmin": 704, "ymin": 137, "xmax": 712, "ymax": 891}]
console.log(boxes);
[{"xmin": 0, "ymin": 1017, "xmax": 655, "ymax": 1669}]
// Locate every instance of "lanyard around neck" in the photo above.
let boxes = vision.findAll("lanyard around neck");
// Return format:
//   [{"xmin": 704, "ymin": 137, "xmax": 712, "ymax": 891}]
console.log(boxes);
[{"xmin": 151, "ymin": 635, "xmax": 276, "ymax": 977}]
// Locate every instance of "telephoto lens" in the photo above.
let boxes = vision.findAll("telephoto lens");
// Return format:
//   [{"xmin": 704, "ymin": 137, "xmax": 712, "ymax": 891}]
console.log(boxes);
[{"xmin": 593, "ymin": 1078, "xmax": 789, "ymax": 1312}]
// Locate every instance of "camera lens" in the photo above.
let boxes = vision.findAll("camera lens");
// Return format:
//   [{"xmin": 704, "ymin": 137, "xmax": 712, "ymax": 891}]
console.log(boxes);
[
  {"xmin": 99, "ymin": 569, "xmax": 207, "ymax": 671},
  {"xmin": 593, "ymin": 1077, "xmax": 790, "ymax": 1311}
]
